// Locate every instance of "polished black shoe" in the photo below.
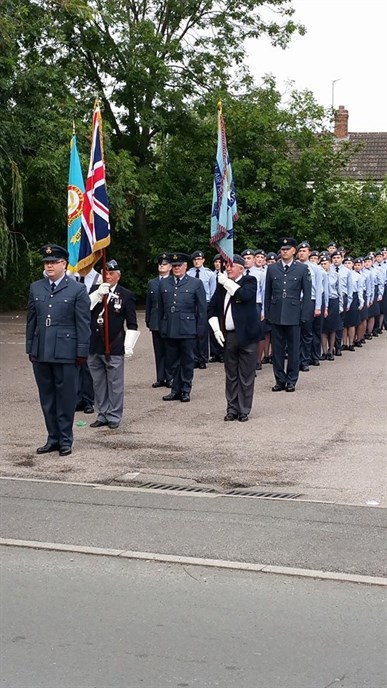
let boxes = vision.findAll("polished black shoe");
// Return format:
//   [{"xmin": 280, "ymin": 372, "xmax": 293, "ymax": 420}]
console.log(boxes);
[
  {"xmin": 342, "ymin": 345, "xmax": 349, "ymax": 351},
  {"xmin": 365, "ymin": 334, "xmax": 372, "ymax": 340},
  {"xmin": 165, "ymin": 380, "xmax": 173, "ymax": 388},
  {"xmin": 36, "ymin": 443, "xmax": 60, "ymax": 454},
  {"xmin": 224, "ymin": 412, "xmax": 237, "ymax": 421},
  {"xmin": 256, "ymin": 363, "xmax": 262, "ymax": 371},
  {"xmin": 108, "ymin": 421, "xmax": 120, "ymax": 429},
  {"xmin": 162, "ymin": 392, "xmax": 181, "ymax": 401},
  {"xmin": 334, "ymin": 348, "xmax": 342, "ymax": 357},
  {"xmin": 180, "ymin": 393, "xmax": 191, "ymax": 402},
  {"xmin": 152, "ymin": 381, "xmax": 165, "ymax": 388},
  {"xmin": 238, "ymin": 413, "xmax": 249, "ymax": 422},
  {"xmin": 372, "ymin": 332, "xmax": 379, "ymax": 337},
  {"xmin": 198, "ymin": 362, "xmax": 207, "ymax": 369},
  {"xmin": 310, "ymin": 360, "xmax": 320, "ymax": 366},
  {"xmin": 285, "ymin": 384, "xmax": 296, "ymax": 392},
  {"xmin": 320, "ymin": 353, "xmax": 327, "ymax": 361},
  {"xmin": 59, "ymin": 447, "xmax": 72, "ymax": 457},
  {"xmin": 326, "ymin": 352, "xmax": 334, "ymax": 361},
  {"xmin": 90, "ymin": 420, "xmax": 108, "ymax": 428},
  {"xmin": 354, "ymin": 342, "xmax": 363, "ymax": 348},
  {"xmin": 75, "ymin": 403, "xmax": 85, "ymax": 412},
  {"xmin": 83, "ymin": 405, "xmax": 94, "ymax": 414},
  {"xmin": 272, "ymin": 384, "xmax": 285, "ymax": 392},
  {"xmin": 348, "ymin": 345, "xmax": 356, "ymax": 351},
  {"xmin": 261, "ymin": 356, "xmax": 270, "ymax": 364},
  {"xmin": 300, "ymin": 365, "xmax": 309, "ymax": 372}
]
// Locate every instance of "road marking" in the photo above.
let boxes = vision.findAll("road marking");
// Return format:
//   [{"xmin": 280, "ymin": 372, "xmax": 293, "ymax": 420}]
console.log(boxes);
[{"xmin": 0, "ymin": 538, "xmax": 385, "ymax": 587}]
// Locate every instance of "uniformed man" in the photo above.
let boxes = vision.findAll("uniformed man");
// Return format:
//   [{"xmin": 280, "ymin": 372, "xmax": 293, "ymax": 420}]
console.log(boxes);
[
  {"xmin": 145, "ymin": 253, "xmax": 173, "ymax": 388},
  {"xmin": 159, "ymin": 252, "xmax": 207, "ymax": 402},
  {"xmin": 264, "ymin": 237, "xmax": 312, "ymax": 392},
  {"xmin": 88, "ymin": 259, "xmax": 138, "ymax": 429},
  {"xmin": 208, "ymin": 255, "xmax": 262, "ymax": 421},
  {"xmin": 209, "ymin": 253, "xmax": 224, "ymax": 362},
  {"xmin": 26, "ymin": 244, "xmax": 91, "ymax": 456},
  {"xmin": 327, "ymin": 242, "xmax": 338, "ymax": 256},
  {"xmin": 297, "ymin": 241, "xmax": 323, "ymax": 371},
  {"xmin": 331, "ymin": 250, "xmax": 353, "ymax": 355},
  {"xmin": 187, "ymin": 250, "xmax": 216, "ymax": 368}
]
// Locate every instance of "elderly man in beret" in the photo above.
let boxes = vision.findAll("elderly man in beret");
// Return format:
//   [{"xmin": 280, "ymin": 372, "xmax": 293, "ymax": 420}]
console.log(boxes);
[{"xmin": 26, "ymin": 243, "xmax": 91, "ymax": 456}]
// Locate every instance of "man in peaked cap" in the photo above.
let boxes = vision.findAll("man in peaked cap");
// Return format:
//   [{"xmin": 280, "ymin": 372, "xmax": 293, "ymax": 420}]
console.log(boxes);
[
  {"xmin": 145, "ymin": 253, "xmax": 173, "ymax": 388},
  {"xmin": 158, "ymin": 252, "xmax": 207, "ymax": 402},
  {"xmin": 26, "ymin": 244, "xmax": 91, "ymax": 456},
  {"xmin": 88, "ymin": 259, "xmax": 138, "ymax": 429},
  {"xmin": 297, "ymin": 240, "xmax": 323, "ymax": 370},
  {"xmin": 264, "ymin": 237, "xmax": 312, "ymax": 392},
  {"xmin": 187, "ymin": 250, "xmax": 216, "ymax": 368}
]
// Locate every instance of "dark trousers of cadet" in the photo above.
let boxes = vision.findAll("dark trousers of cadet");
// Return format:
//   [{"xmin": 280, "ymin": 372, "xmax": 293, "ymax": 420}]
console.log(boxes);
[
  {"xmin": 88, "ymin": 354, "xmax": 124, "ymax": 424},
  {"xmin": 32, "ymin": 361, "xmax": 78, "ymax": 448},
  {"xmin": 271, "ymin": 324, "xmax": 301, "ymax": 386},
  {"xmin": 76, "ymin": 363, "xmax": 94, "ymax": 407},
  {"xmin": 209, "ymin": 329, "xmax": 224, "ymax": 360},
  {"xmin": 152, "ymin": 331, "xmax": 172, "ymax": 383},
  {"xmin": 165, "ymin": 337, "xmax": 195, "ymax": 394},
  {"xmin": 311, "ymin": 297, "xmax": 324, "ymax": 362},
  {"xmin": 224, "ymin": 331, "xmax": 257, "ymax": 416},
  {"xmin": 194, "ymin": 320, "xmax": 209, "ymax": 364},
  {"xmin": 300, "ymin": 304, "xmax": 315, "ymax": 367},
  {"xmin": 335, "ymin": 294, "xmax": 348, "ymax": 351}
]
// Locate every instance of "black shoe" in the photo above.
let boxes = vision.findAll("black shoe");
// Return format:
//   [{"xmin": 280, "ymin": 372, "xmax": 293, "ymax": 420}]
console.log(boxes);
[
  {"xmin": 198, "ymin": 362, "xmax": 207, "ymax": 369},
  {"xmin": 286, "ymin": 384, "xmax": 296, "ymax": 392},
  {"xmin": 272, "ymin": 384, "xmax": 285, "ymax": 392},
  {"xmin": 165, "ymin": 380, "xmax": 173, "ymax": 388},
  {"xmin": 75, "ymin": 403, "xmax": 84, "ymax": 412},
  {"xmin": 36, "ymin": 443, "xmax": 60, "ymax": 454},
  {"xmin": 342, "ymin": 345, "xmax": 349, "ymax": 351},
  {"xmin": 334, "ymin": 348, "xmax": 342, "ymax": 357},
  {"xmin": 108, "ymin": 421, "xmax": 120, "ymax": 429},
  {"xmin": 355, "ymin": 342, "xmax": 363, "ymax": 348},
  {"xmin": 372, "ymin": 332, "xmax": 379, "ymax": 337},
  {"xmin": 162, "ymin": 392, "xmax": 181, "ymax": 401},
  {"xmin": 365, "ymin": 334, "xmax": 372, "ymax": 340},
  {"xmin": 326, "ymin": 352, "xmax": 334, "ymax": 361},
  {"xmin": 83, "ymin": 405, "xmax": 94, "ymax": 414},
  {"xmin": 300, "ymin": 365, "xmax": 309, "ymax": 372},
  {"xmin": 90, "ymin": 420, "xmax": 108, "ymax": 428},
  {"xmin": 180, "ymin": 393, "xmax": 191, "ymax": 402},
  {"xmin": 320, "ymin": 353, "xmax": 327, "ymax": 361},
  {"xmin": 310, "ymin": 360, "xmax": 320, "ymax": 366},
  {"xmin": 256, "ymin": 363, "xmax": 262, "ymax": 370},
  {"xmin": 224, "ymin": 412, "xmax": 237, "ymax": 421},
  {"xmin": 59, "ymin": 447, "xmax": 72, "ymax": 457},
  {"xmin": 152, "ymin": 381, "xmax": 165, "ymax": 388},
  {"xmin": 238, "ymin": 413, "xmax": 249, "ymax": 422},
  {"xmin": 261, "ymin": 356, "xmax": 270, "ymax": 364},
  {"xmin": 348, "ymin": 345, "xmax": 355, "ymax": 351}
]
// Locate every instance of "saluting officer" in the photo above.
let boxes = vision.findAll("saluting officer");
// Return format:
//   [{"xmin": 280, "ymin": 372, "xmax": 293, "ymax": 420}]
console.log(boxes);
[
  {"xmin": 145, "ymin": 253, "xmax": 173, "ymax": 388},
  {"xmin": 264, "ymin": 237, "xmax": 312, "ymax": 392},
  {"xmin": 26, "ymin": 244, "xmax": 91, "ymax": 456},
  {"xmin": 187, "ymin": 250, "xmax": 216, "ymax": 368},
  {"xmin": 159, "ymin": 252, "xmax": 207, "ymax": 402}
]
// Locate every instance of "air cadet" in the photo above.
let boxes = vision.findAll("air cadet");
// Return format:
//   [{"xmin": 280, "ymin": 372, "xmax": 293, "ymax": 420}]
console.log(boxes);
[
  {"xmin": 159, "ymin": 252, "xmax": 207, "ymax": 402},
  {"xmin": 331, "ymin": 250, "xmax": 353, "ymax": 355},
  {"xmin": 264, "ymin": 237, "xmax": 312, "ymax": 391},
  {"xmin": 88, "ymin": 259, "xmax": 139, "ymax": 429},
  {"xmin": 327, "ymin": 242, "xmax": 338, "ymax": 256},
  {"xmin": 353, "ymin": 258, "xmax": 368, "ymax": 346},
  {"xmin": 241, "ymin": 249, "xmax": 263, "ymax": 369},
  {"xmin": 319, "ymin": 254, "xmax": 343, "ymax": 360},
  {"xmin": 297, "ymin": 241, "xmax": 323, "ymax": 371},
  {"xmin": 73, "ymin": 268, "xmax": 102, "ymax": 414},
  {"xmin": 187, "ymin": 250, "xmax": 216, "ymax": 368},
  {"xmin": 209, "ymin": 253, "xmax": 224, "ymax": 362},
  {"xmin": 342, "ymin": 256, "xmax": 363, "ymax": 351},
  {"xmin": 374, "ymin": 249, "xmax": 387, "ymax": 333},
  {"xmin": 371, "ymin": 251, "xmax": 385, "ymax": 335},
  {"xmin": 26, "ymin": 244, "xmax": 91, "ymax": 456},
  {"xmin": 145, "ymin": 253, "xmax": 173, "ymax": 388}
]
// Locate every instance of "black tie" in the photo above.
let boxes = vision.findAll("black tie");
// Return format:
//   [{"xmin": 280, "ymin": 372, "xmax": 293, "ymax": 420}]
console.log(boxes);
[
  {"xmin": 246, "ymin": 268, "xmax": 250, "ymax": 275},
  {"xmin": 336, "ymin": 266, "xmax": 339, "ymax": 273},
  {"xmin": 175, "ymin": 277, "xmax": 180, "ymax": 285},
  {"xmin": 79, "ymin": 276, "xmax": 85, "ymax": 283},
  {"xmin": 195, "ymin": 268, "xmax": 200, "ymax": 278},
  {"xmin": 284, "ymin": 265, "xmax": 289, "ymax": 272},
  {"xmin": 51, "ymin": 283, "xmax": 56, "ymax": 292}
]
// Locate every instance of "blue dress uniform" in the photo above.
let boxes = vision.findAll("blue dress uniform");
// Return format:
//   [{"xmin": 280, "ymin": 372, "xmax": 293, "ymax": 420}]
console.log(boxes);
[
  {"xmin": 145, "ymin": 256, "xmax": 173, "ymax": 387},
  {"xmin": 264, "ymin": 241, "xmax": 312, "ymax": 390},
  {"xmin": 159, "ymin": 254, "xmax": 207, "ymax": 401},
  {"xmin": 26, "ymin": 245, "xmax": 91, "ymax": 454},
  {"xmin": 187, "ymin": 250, "xmax": 217, "ymax": 367}
]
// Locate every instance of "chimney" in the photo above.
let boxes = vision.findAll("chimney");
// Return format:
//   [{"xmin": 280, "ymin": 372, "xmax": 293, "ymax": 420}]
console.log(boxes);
[{"xmin": 334, "ymin": 105, "xmax": 349, "ymax": 138}]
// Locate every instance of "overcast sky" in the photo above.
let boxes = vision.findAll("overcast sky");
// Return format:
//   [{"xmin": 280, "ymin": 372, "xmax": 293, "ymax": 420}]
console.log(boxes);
[{"xmin": 246, "ymin": 0, "xmax": 387, "ymax": 132}]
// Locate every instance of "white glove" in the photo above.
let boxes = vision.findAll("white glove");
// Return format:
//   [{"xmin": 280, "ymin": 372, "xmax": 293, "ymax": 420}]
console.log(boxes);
[
  {"xmin": 89, "ymin": 283, "xmax": 110, "ymax": 309},
  {"xmin": 217, "ymin": 271, "xmax": 227, "ymax": 285},
  {"xmin": 218, "ymin": 274, "xmax": 240, "ymax": 296},
  {"xmin": 208, "ymin": 317, "xmax": 225, "ymax": 347},
  {"xmin": 124, "ymin": 330, "xmax": 140, "ymax": 358}
]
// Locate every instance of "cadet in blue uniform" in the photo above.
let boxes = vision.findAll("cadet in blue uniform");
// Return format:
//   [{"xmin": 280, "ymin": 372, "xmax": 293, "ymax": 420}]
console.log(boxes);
[
  {"xmin": 26, "ymin": 244, "xmax": 91, "ymax": 456},
  {"xmin": 187, "ymin": 250, "xmax": 216, "ymax": 368},
  {"xmin": 208, "ymin": 255, "xmax": 262, "ymax": 421},
  {"xmin": 145, "ymin": 253, "xmax": 173, "ymax": 388},
  {"xmin": 88, "ymin": 260, "xmax": 138, "ymax": 429},
  {"xmin": 297, "ymin": 241, "xmax": 323, "ymax": 371},
  {"xmin": 159, "ymin": 252, "xmax": 207, "ymax": 402},
  {"xmin": 264, "ymin": 237, "xmax": 312, "ymax": 392},
  {"xmin": 209, "ymin": 253, "xmax": 224, "ymax": 363}
]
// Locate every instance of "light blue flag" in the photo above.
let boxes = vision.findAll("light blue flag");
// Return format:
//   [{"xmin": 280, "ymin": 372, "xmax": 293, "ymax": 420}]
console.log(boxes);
[
  {"xmin": 210, "ymin": 103, "xmax": 238, "ymax": 263},
  {"xmin": 67, "ymin": 134, "xmax": 85, "ymax": 272}
]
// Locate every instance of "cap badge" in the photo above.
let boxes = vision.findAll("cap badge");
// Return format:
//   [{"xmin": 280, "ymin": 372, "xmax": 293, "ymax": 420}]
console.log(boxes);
[{"xmin": 45, "ymin": 247, "xmax": 52, "ymax": 254}]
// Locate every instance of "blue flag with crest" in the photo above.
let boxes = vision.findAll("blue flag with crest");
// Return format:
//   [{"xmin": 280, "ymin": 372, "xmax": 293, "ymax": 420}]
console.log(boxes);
[{"xmin": 67, "ymin": 134, "xmax": 85, "ymax": 272}]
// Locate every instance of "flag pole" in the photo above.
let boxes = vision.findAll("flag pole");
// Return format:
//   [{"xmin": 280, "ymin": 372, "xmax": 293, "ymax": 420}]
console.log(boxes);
[{"xmin": 96, "ymin": 95, "xmax": 111, "ymax": 359}]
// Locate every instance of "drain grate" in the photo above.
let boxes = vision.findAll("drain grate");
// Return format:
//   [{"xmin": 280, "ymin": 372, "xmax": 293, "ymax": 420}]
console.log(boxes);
[
  {"xmin": 224, "ymin": 489, "xmax": 302, "ymax": 499},
  {"xmin": 136, "ymin": 482, "xmax": 301, "ymax": 499}
]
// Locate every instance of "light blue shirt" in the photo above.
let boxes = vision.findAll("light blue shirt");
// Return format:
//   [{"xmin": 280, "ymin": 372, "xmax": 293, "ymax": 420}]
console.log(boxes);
[
  {"xmin": 331, "ymin": 264, "xmax": 353, "ymax": 308},
  {"xmin": 187, "ymin": 266, "xmax": 216, "ymax": 302}
]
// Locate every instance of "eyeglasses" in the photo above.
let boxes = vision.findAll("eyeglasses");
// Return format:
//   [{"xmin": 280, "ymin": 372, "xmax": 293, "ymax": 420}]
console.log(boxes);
[{"xmin": 44, "ymin": 260, "xmax": 65, "ymax": 265}]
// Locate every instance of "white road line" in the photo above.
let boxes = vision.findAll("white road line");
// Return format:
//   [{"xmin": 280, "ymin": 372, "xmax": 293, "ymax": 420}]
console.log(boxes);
[{"xmin": 0, "ymin": 538, "xmax": 385, "ymax": 587}]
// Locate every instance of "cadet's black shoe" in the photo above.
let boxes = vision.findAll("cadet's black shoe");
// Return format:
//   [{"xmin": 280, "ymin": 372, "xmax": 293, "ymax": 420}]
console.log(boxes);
[
  {"xmin": 165, "ymin": 380, "xmax": 173, "ymax": 388},
  {"xmin": 285, "ymin": 384, "xmax": 296, "ymax": 392},
  {"xmin": 354, "ymin": 342, "xmax": 363, "ymax": 348},
  {"xmin": 365, "ymin": 334, "xmax": 372, "ymax": 340},
  {"xmin": 272, "ymin": 384, "xmax": 285, "ymax": 392},
  {"xmin": 59, "ymin": 447, "xmax": 72, "ymax": 457},
  {"xmin": 300, "ymin": 365, "xmax": 309, "ymax": 372},
  {"xmin": 261, "ymin": 356, "xmax": 270, "ymax": 364},
  {"xmin": 224, "ymin": 413, "xmax": 237, "ymax": 421},
  {"xmin": 180, "ymin": 393, "xmax": 191, "ymax": 402},
  {"xmin": 36, "ymin": 443, "xmax": 60, "ymax": 454},
  {"xmin": 310, "ymin": 360, "xmax": 320, "ymax": 366},
  {"xmin": 90, "ymin": 420, "xmax": 108, "ymax": 428},
  {"xmin": 152, "ymin": 381, "xmax": 165, "ymax": 388},
  {"xmin": 348, "ymin": 345, "xmax": 355, "ymax": 351},
  {"xmin": 256, "ymin": 363, "xmax": 262, "ymax": 370},
  {"xmin": 238, "ymin": 414, "xmax": 249, "ymax": 422},
  {"xmin": 198, "ymin": 362, "xmax": 207, "ymax": 369},
  {"xmin": 334, "ymin": 348, "xmax": 342, "ymax": 357},
  {"xmin": 162, "ymin": 392, "xmax": 181, "ymax": 401},
  {"xmin": 326, "ymin": 352, "xmax": 334, "ymax": 361},
  {"xmin": 108, "ymin": 421, "xmax": 120, "ymax": 429},
  {"xmin": 83, "ymin": 405, "xmax": 94, "ymax": 414}
]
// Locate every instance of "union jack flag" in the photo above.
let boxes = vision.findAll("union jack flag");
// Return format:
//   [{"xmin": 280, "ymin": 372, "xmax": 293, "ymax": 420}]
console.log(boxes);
[{"xmin": 75, "ymin": 103, "xmax": 110, "ymax": 274}]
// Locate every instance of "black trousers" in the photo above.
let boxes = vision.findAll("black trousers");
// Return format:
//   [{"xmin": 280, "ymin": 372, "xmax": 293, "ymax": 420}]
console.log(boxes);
[
  {"xmin": 33, "ymin": 361, "xmax": 78, "ymax": 448},
  {"xmin": 194, "ymin": 320, "xmax": 209, "ymax": 363},
  {"xmin": 152, "ymin": 331, "xmax": 172, "ymax": 383},
  {"xmin": 335, "ymin": 294, "xmax": 348, "ymax": 350},
  {"xmin": 165, "ymin": 338, "xmax": 195, "ymax": 394},
  {"xmin": 271, "ymin": 323, "xmax": 301, "ymax": 386},
  {"xmin": 224, "ymin": 331, "xmax": 257, "ymax": 416},
  {"xmin": 76, "ymin": 363, "xmax": 95, "ymax": 406}
]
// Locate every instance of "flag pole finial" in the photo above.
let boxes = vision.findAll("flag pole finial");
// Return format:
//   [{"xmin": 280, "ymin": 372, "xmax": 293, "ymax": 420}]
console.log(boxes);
[
  {"xmin": 72, "ymin": 120, "xmax": 76, "ymax": 136},
  {"xmin": 217, "ymin": 100, "xmax": 223, "ymax": 115},
  {"xmin": 94, "ymin": 96, "xmax": 100, "ymax": 110}
]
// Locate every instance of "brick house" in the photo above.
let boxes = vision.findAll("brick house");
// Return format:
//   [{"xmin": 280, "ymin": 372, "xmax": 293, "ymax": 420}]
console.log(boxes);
[{"xmin": 334, "ymin": 105, "xmax": 387, "ymax": 183}]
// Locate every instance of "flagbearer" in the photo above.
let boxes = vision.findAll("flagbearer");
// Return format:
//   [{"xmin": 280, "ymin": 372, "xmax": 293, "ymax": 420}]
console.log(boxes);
[
  {"xmin": 26, "ymin": 244, "xmax": 91, "ymax": 456},
  {"xmin": 88, "ymin": 259, "xmax": 139, "ymax": 429}
]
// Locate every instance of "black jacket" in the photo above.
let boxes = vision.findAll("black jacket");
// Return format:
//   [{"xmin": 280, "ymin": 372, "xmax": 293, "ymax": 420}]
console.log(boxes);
[
  {"xmin": 89, "ymin": 284, "xmax": 137, "ymax": 355},
  {"xmin": 208, "ymin": 275, "xmax": 262, "ymax": 347}
]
